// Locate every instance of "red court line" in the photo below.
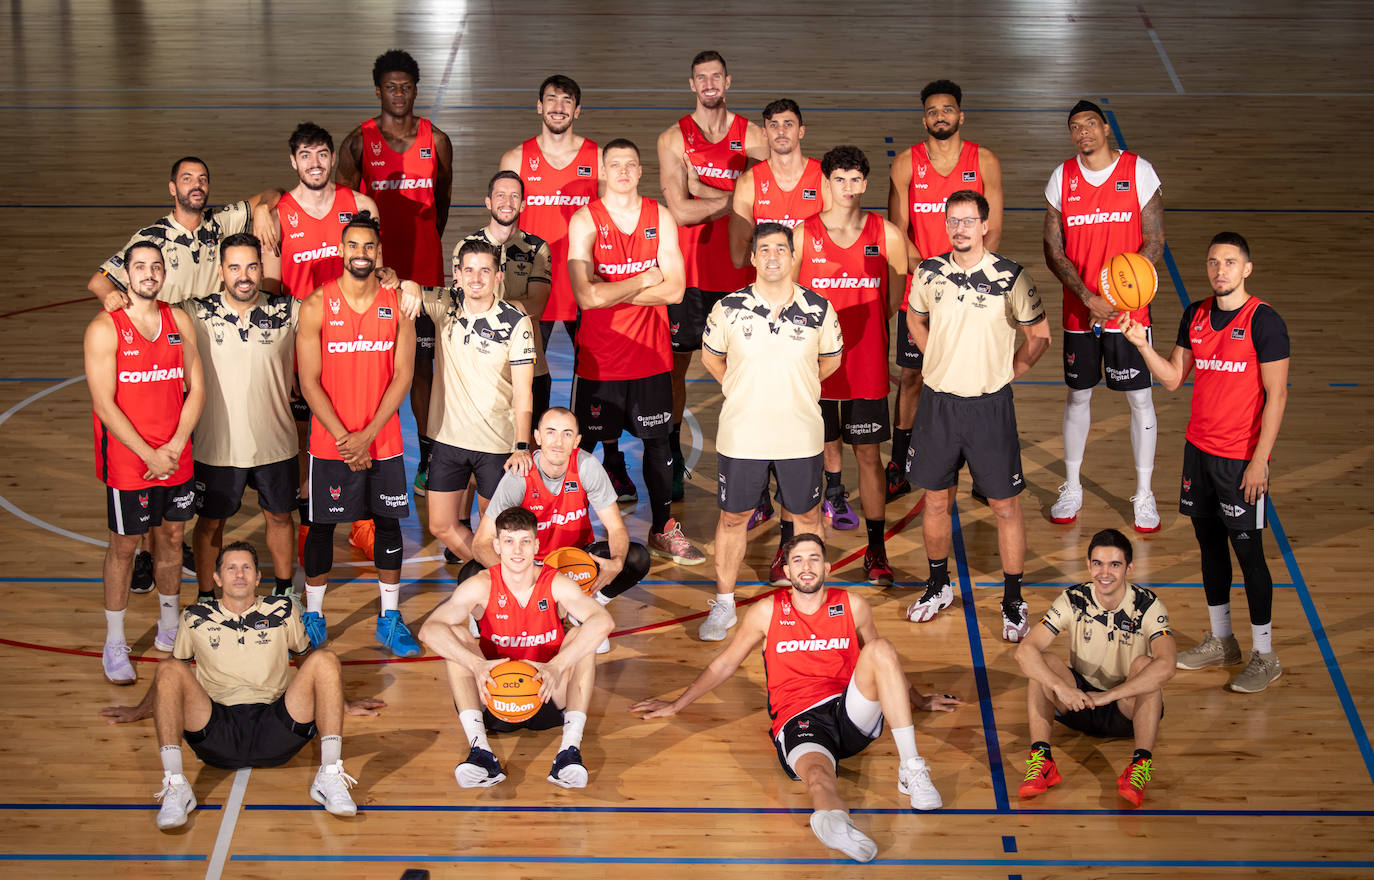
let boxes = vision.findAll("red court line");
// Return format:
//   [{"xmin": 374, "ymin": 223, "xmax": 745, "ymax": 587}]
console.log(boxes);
[{"xmin": 0, "ymin": 296, "xmax": 91, "ymax": 319}]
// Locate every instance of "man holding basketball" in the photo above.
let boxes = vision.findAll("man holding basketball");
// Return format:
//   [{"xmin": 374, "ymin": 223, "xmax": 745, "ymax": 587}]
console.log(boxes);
[
  {"xmin": 1119, "ymin": 232, "xmax": 1289, "ymax": 694},
  {"xmin": 420, "ymin": 507, "xmax": 613, "ymax": 789},
  {"xmin": 632, "ymin": 533, "xmax": 961, "ymax": 863}
]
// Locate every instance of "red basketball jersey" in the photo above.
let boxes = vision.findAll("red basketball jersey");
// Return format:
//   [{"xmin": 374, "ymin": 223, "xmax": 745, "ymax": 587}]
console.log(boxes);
[
  {"xmin": 309, "ymin": 281, "xmax": 403, "ymax": 460},
  {"xmin": 753, "ymin": 158, "xmax": 824, "ymax": 229},
  {"xmin": 519, "ymin": 137, "xmax": 599, "ymax": 322},
  {"xmin": 764, "ymin": 589, "xmax": 860, "ymax": 737},
  {"xmin": 522, "ymin": 451, "xmax": 594, "ymax": 561},
  {"xmin": 1186, "ymin": 296, "xmax": 1269, "ymax": 460},
  {"xmin": 1059, "ymin": 151, "xmax": 1148, "ymax": 331},
  {"xmin": 479, "ymin": 564, "xmax": 565, "ymax": 664},
  {"xmin": 278, "ymin": 187, "xmax": 360, "ymax": 299},
  {"xmin": 359, "ymin": 117, "xmax": 443, "ymax": 286},
  {"xmin": 93, "ymin": 303, "xmax": 193, "ymax": 490},
  {"xmin": 799, "ymin": 213, "xmax": 890, "ymax": 400},
  {"xmin": 677, "ymin": 114, "xmax": 753, "ymax": 293},
  {"xmin": 576, "ymin": 198, "xmax": 672, "ymax": 381},
  {"xmin": 903, "ymin": 140, "xmax": 981, "ymax": 309}
]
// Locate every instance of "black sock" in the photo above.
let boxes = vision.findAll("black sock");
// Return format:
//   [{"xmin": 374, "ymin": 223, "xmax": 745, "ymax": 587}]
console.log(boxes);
[
  {"xmin": 1031, "ymin": 741, "xmax": 1052, "ymax": 759},
  {"xmin": 1003, "ymin": 571, "xmax": 1024, "ymax": 606},
  {"xmin": 296, "ymin": 496, "xmax": 311, "ymax": 526},
  {"xmin": 892, "ymin": 427, "xmax": 912, "ymax": 467},
  {"xmin": 1132, "ymin": 748, "xmax": 1153, "ymax": 764},
  {"xmin": 779, "ymin": 519, "xmax": 795, "ymax": 549},
  {"xmin": 928, "ymin": 558, "xmax": 949, "ymax": 587},
  {"xmin": 824, "ymin": 470, "xmax": 843, "ymax": 497},
  {"xmin": 602, "ymin": 441, "xmax": 624, "ymax": 471},
  {"xmin": 418, "ymin": 435, "xmax": 434, "ymax": 471},
  {"xmin": 273, "ymin": 577, "xmax": 294, "ymax": 596},
  {"xmin": 669, "ymin": 424, "xmax": 683, "ymax": 465},
  {"xmin": 865, "ymin": 518, "xmax": 884, "ymax": 553}
]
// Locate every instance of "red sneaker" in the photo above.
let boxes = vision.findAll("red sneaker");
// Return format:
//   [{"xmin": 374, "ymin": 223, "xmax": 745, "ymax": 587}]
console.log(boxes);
[
  {"xmin": 1117, "ymin": 757, "xmax": 1152, "ymax": 807},
  {"xmin": 349, "ymin": 519, "xmax": 376, "ymax": 559},
  {"xmin": 863, "ymin": 547, "xmax": 894, "ymax": 586},
  {"xmin": 1017, "ymin": 749, "xmax": 1061, "ymax": 799},
  {"xmin": 768, "ymin": 547, "xmax": 788, "ymax": 586}
]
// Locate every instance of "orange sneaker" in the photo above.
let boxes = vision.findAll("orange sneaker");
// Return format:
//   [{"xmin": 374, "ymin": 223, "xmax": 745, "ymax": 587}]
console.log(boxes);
[
  {"xmin": 349, "ymin": 519, "xmax": 376, "ymax": 558},
  {"xmin": 1117, "ymin": 757, "xmax": 1152, "ymax": 807},
  {"xmin": 1017, "ymin": 748, "xmax": 1061, "ymax": 799}
]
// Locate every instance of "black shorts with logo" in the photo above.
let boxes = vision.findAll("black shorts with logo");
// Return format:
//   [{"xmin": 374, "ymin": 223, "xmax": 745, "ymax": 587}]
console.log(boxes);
[
  {"xmin": 415, "ymin": 312, "xmax": 436, "ymax": 363},
  {"xmin": 483, "ymin": 698, "xmax": 565, "ymax": 734},
  {"xmin": 428, "ymin": 441, "xmax": 507, "ymax": 497},
  {"xmin": 307, "ymin": 455, "xmax": 410, "ymax": 523},
  {"xmin": 1055, "ymin": 668, "xmax": 1162, "ymax": 739},
  {"xmin": 821, "ymin": 398, "xmax": 891, "ymax": 445},
  {"xmin": 571, "ymin": 371, "xmax": 673, "ymax": 441},
  {"xmin": 106, "ymin": 478, "xmax": 196, "ymax": 536},
  {"xmin": 772, "ymin": 690, "xmax": 883, "ymax": 781},
  {"xmin": 717, "ymin": 452, "xmax": 823, "ymax": 515},
  {"xmin": 194, "ymin": 458, "xmax": 299, "ymax": 519},
  {"xmin": 1179, "ymin": 440, "xmax": 1267, "ymax": 531},
  {"xmin": 1063, "ymin": 329, "xmax": 1153, "ymax": 391},
  {"xmin": 895, "ymin": 309, "xmax": 925, "ymax": 370},
  {"xmin": 185, "ymin": 695, "xmax": 316, "ymax": 770},
  {"xmin": 906, "ymin": 386, "xmax": 1025, "ymax": 499},
  {"xmin": 668, "ymin": 287, "xmax": 730, "ymax": 353}
]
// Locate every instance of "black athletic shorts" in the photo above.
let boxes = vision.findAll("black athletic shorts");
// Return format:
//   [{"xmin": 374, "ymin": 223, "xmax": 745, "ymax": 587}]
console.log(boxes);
[
  {"xmin": 106, "ymin": 479, "xmax": 196, "ymax": 536},
  {"xmin": 773, "ymin": 689, "xmax": 883, "ymax": 781},
  {"xmin": 1179, "ymin": 440, "xmax": 1267, "ymax": 531},
  {"xmin": 1063, "ymin": 329, "xmax": 1153, "ymax": 391},
  {"xmin": 906, "ymin": 386, "xmax": 1026, "ymax": 499},
  {"xmin": 717, "ymin": 452, "xmax": 823, "ymax": 515},
  {"xmin": 428, "ymin": 441, "xmax": 507, "ymax": 497},
  {"xmin": 668, "ymin": 287, "xmax": 729, "ymax": 353},
  {"xmin": 895, "ymin": 310, "xmax": 925, "ymax": 370},
  {"xmin": 307, "ymin": 455, "xmax": 410, "ymax": 523},
  {"xmin": 185, "ymin": 695, "xmax": 316, "ymax": 770},
  {"xmin": 540, "ymin": 319, "xmax": 579, "ymax": 353},
  {"xmin": 571, "ymin": 371, "xmax": 673, "ymax": 441},
  {"xmin": 415, "ymin": 312, "xmax": 436, "ymax": 363},
  {"xmin": 821, "ymin": 397, "xmax": 891, "ymax": 445},
  {"xmin": 483, "ymin": 698, "xmax": 565, "ymax": 734},
  {"xmin": 1055, "ymin": 668, "xmax": 1162, "ymax": 739},
  {"xmin": 194, "ymin": 457, "xmax": 298, "ymax": 519}
]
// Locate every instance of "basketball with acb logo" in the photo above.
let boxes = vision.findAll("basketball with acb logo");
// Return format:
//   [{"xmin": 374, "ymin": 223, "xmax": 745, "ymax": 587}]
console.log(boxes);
[
  {"xmin": 1099, "ymin": 251, "xmax": 1159, "ymax": 311},
  {"xmin": 486, "ymin": 659, "xmax": 543, "ymax": 723},
  {"xmin": 543, "ymin": 546, "xmax": 600, "ymax": 596}
]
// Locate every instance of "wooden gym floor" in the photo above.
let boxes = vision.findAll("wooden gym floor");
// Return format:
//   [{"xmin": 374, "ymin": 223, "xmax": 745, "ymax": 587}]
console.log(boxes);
[{"xmin": 1, "ymin": 1, "xmax": 1372, "ymax": 877}]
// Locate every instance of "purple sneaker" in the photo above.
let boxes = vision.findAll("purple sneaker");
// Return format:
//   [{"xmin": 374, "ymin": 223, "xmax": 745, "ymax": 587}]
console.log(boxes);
[
  {"xmin": 746, "ymin": 495, "xmax": 775, "ymax": 530},
  {"xmin": 823, "ymin": 490, "xmax": 859, "ymax": 530}
]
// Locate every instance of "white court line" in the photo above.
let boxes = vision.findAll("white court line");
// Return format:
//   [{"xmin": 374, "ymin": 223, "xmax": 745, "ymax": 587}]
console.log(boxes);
[
  {"xmin": 682, "ymin": 407, "xmax": 703, "ymax": 475},
  {"xmin": 204, "ymin": 767, "xmax": 251, "ymax": 880},
  {"xmin": 428, "ymin": 12, "xmax": 471, "ymax": 117},
  {"xmin": 1138, "ymin": 5, "xmax": 1185, "ymax": 94}
]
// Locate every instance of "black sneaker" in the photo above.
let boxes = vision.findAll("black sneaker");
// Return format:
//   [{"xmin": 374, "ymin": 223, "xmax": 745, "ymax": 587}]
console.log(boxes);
[
  {"xmin": 454, "ymin": 744, "xmax": 506, "ymax": 788},
  {"xmin": 443, "ymin": 547, "xmax": 461, "ymax": 565},
  {"xmin": 885, "ymin": 460, "xmax": 912, "ymax": 502},
  {"xmin": 130, "ymin": 550, "xmax": 154, "ymax": 594},
  {"xmin": 608, "ymin": 466, "xmax": 638, "ymax": 504},
  {"xmin": 547, "ymin": 745, "xmax": 588, "ymax": 789},
  {"xmin": 181, "ymin": 543, "xmax": 195, "ymax": 577}
]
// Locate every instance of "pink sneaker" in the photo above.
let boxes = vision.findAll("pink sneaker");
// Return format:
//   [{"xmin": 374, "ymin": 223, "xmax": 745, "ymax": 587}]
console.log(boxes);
[{"xmin": 648, "ymin": 518, "xmax": 705, "ymax": 565}]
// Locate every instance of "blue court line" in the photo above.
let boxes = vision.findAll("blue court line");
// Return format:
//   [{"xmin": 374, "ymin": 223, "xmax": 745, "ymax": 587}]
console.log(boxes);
[
  {"xmin": 950, "ymin": 501, "xmax": 1010, "ymax": 811},
  {"xmin": 229, "ymin": 855, "xmax": 1374, "ymax": 868},
  {"xmin": 1162, "ymin": 242, "xmax": 1190, "ymax": 309},
  {"xmin": 1003, "ymin": 836, "xmax": 1018, "ymax": 853},
  {"xmin": 973, "ymin": 581, "xmax": 1296, "ymax": 589},
  {"xmin": 0, "ymin": 803, "xmax": 221, "ymax": 810},
  {"xmin": 0, "ymin": 854, "xmax": 206, "ymax": 862}
]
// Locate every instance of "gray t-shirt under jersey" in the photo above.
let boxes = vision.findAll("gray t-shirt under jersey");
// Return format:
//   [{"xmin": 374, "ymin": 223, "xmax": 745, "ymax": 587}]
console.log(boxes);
[{"xmin": 483, "ymin": 449, "xmax": 618, "ymax": 524}]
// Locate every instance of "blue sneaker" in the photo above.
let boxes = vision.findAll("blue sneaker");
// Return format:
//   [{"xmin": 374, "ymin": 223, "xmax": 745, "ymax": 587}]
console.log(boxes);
[
  {"xmin": 376, "ymin": 610, "xmax": 421, "ymax": 657},
  {"xmin": 547, "ymin": 745, "xmax": 588, "ymax": 788},
  {"xmin": 302, "ymin": 611, "xmax": 328, "ymax": 648}
]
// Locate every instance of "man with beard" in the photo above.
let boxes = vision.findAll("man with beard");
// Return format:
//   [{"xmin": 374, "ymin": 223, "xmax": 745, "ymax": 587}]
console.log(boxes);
[
  {"xmin": 183, "ymin": 234, "xmax": 301, "ymax": 603},
  {"xmin": 902, "ymin": 191, "xmax": 1049, "ymax": 643},
  {"xmin": 728, "ymin": 98, "xmax": 824, "ymax": 264},
  {"xmin": 84, "ymin": 241, "xmax": 205, "ymax": 684},
  {"xmin": 632, "ymin": 533, "xmax": 961, "ymax": 863},
  {"xmin": 295, "ymin": 212, "xmax": 420, "ymax": 657},
  {"xmin": 885, "ymin": 81, "xmax": 1004, "ymax": 501}
]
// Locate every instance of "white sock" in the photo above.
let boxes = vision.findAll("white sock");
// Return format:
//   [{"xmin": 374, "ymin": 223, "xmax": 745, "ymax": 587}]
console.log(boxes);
[
  {"xmin": 158, "ymin": 594, "xmax": 179, "ymax": 631},
  {"xmin": 320, "ymin": 734, "xmax": 342, "ymax": 766},
  {"xmin": 105, "ymin": 608, "xmax": 126, "ymax": 644},
  {"xmin": 305, "ymin": 583, "xmax": 326, "ymax": 615},
  {"xmin": 715, "ymin": 592, "xmax": 736, "ymax": 607},
  {"xmin": 891, "ymin": 725, "xmax": 919, "ymax": 764},
  {"xmin": 1126, "ymin": 388, "xmax": 1157, "ymax": 494},
  {"xmin": 159, "ymin": 744, "xmax": 183, "ymax": 776},
  {"xmin": 560, "ymin": 710, "xmax": 588, "ymax": 752},
  {"xmin": 379, "ymin": 580, "xmax": 399, "ymax": 614},
  {"xmin": 1208, "ymin": 603, "xmax": 1233, "ymax": 639},
  {"xmin": 459, "ymin": 709, "xmax": 491, "ymax": 752},
  {"xmin": 1252, "ymin": 622, "xmax": 1273, "ymax": 654},
  {"xmin": 594, "ymin": 591, "xmax": 612, "ymax": 606},
  {"xmin": 1062, "ymin": 388, "xmax": 1093, "ymax": 486}
]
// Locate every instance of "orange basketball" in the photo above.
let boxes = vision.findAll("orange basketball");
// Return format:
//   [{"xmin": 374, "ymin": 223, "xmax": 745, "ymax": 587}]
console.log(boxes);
[
  {"xmin": 486, "ymin": 659, "xmax": 543, "ymax": 723},
  {"xmin": 543, "ymin": 546, "xmax": 600, "ymax": 596},
  {"xmin": 1099, "ymin": 251, "xmax": 1159, "ymax": 311}
]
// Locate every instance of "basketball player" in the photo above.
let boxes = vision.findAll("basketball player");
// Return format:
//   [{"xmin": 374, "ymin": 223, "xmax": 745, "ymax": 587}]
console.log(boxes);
[
  {"xmin": 632, "ymin": 533, "xmax": 961, "ymax": 863},
  {"xmin": 99, "ymin": 542, "xmax": 385, "ymax": 830},
  {"xmin": 1015, "ymin": 529, "xmax": 1175, "ymax": 806},
  {"xmin": 296, "ymin": 212, "xmax": 420, "ymax": 657},
  {"xmin": 657, "ymin": 50, "xmax": 769, "ymax": 501},
  {"xmin": 566, "ymin": 138, "xmax": 704, "ymax": 565},
  {"xmin": 902, "ymin": 191, "xmax": 1050, "ymax": 642},
  {"xmin": 337, "ymin": 49, "xmax": 453, "ymax": 495},
  {"xmin": 886, "ymin": 80, "xmax": 1004, "ymax": 501},
  {"xmin": 84, "ymin": 241, "xmax": 204, "ymax": 684},
  {"xmin": 1044, "ymin": 100, "xmax": 1166, "ymax": 532},
  {"xmin": 183, "ymin": 234, "xmax": 300, "ymax": 602},
  {"xmin": 419, "ymin": 507, "xmax": 613, "ymax": 789},
  {"xmin": 698, "ymin": 222, "xmax": 843, "ymax": 641},
  {"xmin": 1119, "ymin": 232, "xmax": 1289, "ymax": 693},
  {"xmin": 795, "ymin": 146, "xmax": 908, "ymax": 585}
]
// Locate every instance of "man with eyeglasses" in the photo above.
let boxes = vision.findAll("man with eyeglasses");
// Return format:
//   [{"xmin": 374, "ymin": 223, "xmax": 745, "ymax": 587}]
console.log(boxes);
[{"xmin": 901, "ymin": 190, "xmax": 1050, "ymax": 642}]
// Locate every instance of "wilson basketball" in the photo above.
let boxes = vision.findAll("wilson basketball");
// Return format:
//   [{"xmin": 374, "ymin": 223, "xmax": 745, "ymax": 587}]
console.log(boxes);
[
  {"xmin": 1099, "ymin": 251, "xmax": 1158, "ymax": 311},
  {"xmin": 544, "ymin": 546, "xmax": 600, "ymax": 596},
  {"xmin": 486, "ymin": 659, "xmax": 543, "ymax": 723}
]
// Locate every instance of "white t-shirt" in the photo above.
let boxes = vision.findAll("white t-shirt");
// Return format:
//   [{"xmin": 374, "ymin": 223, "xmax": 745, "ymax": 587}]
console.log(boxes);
[{"xmin": 1044, "ymin": 154, "xmax": 1161, "ymax": 211}]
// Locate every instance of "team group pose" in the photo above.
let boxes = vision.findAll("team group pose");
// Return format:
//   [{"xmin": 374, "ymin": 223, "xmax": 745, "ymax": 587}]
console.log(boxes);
[{"xmin": 87, "ymin": 48, "xmax": 1291, "ymax": 861}]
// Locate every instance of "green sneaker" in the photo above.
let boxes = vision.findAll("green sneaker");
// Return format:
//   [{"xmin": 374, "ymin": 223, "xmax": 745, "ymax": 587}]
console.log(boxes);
[{"xmin": 413, "ymin": 468, "xmax": 428, "ymax": 497}]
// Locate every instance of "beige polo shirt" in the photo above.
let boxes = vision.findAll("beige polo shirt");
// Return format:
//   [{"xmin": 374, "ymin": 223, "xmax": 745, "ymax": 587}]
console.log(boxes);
[
  {"xmin": 462, "ymin": 226, "xmax": 552, "ymax": 377},
  {"xmin": 183, "ymin": 292, "xmax": 299, "ymax": 468},
  {"xmin": 173, "ymin": 594, "xmax": 309, "ymax": 706},
  {"xmin": 909, "ymin": 250, "xmax": 1045, "ymax": 397},
  {"xmin": 703, "ymin": 283, "xmax": 843, "ymax": 460},
  {"xmin": 100, "ymin": 202, "xmax": 253, "ymax": 304}
]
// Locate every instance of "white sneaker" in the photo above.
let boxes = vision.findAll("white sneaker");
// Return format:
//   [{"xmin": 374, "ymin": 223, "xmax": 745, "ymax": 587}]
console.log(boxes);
[
  {"xmin": 154, "ymin": 622, "xmax": 177, "ymax": 653},
  {"xmin": 1001, "ymin": 600, "xmax": 1030, "ymax": 643},
  {"xmin": 468, "ymin": 614, "xmax": 480, "ymax": 638},
  {"xmin": 905, "ymin": 582, "xmax": 953, "ymax": 623},
  {"xmin": 1050, "ymin": 482, "xmax": 1083, "ymax": 524},
  {"xmin": 1131, "ymin": 492, "xmax": 1161, "ymax": 533},
  {"xmin": 596, "ymin": 637, "xmax": 611, "ymax": 655},
  {"xmin": 102, "ymin": 640, "xmax": 136, "ymax": 685},
  {"xmin": 309, "ymin": 760, "xmax": 359, "ymax": 817},
  {"xmin": 898, "ymin": 756, "xmax": 943, "ymax": 811},
  {"xmin": 809, "ymin": 809, "xmax": 877, "ymax": 862},
  {"xmin": 155, "ymin": 772, "xmax": 196, "ymax": 830},
  {"xmin": 697, "ymin": 599, "xmax": 737, "ymax": 641}
]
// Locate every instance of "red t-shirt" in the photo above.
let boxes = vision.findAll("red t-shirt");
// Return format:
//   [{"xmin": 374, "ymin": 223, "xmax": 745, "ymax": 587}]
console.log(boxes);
[
  {"xmin": 677, "ymin": 114, "xmax": 752, "ymax": 293},
  {"xmin": 764, "ymin": 589, "xmax": 860, "ymax": 737},
  {"xmin": 309, "ymin": 281, "xmax": 403, "ymax": 460},
  {"xmin": 278, "ymin": 187, "xmax": 360, "ymax": 299},
  {"xmin": 799, "ymin": 213, "xmax": 891, "ymax": 400},
  {"xmin": 1059, "ymin": 151, "xmax": 1149, "ymax": 331},
  {"xmin": 903, "ymin": 140, "xmax": 981, "ymax": 309},
  {"xmin": 359, "ymin": 117, "xmax": 443, "ymax": 286},
  {"xmin": 479, "ymin": 563, "xmax": 565, "ymax": 664},
  {"xmin": 518, "ymin": 137, "xmax": 599, "ymax": 322},
  {"xmin": 522, "ymin": 450, "xmax": 594, "ymax": 561}
]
